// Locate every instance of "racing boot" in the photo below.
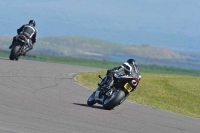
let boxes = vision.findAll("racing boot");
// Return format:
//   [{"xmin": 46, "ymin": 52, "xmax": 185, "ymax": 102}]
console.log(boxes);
[
  {"xmin": 9, "ymin": 43, "xmax": 14, "ymax": 49},
  {"xmin": 21, "ymin": 52, "xmax": 26, "ymax": 57},
  {"xmin": 22, "ymin": 45, "xmax": 33, "ymax": 57},
  {"xmin": 21, "ymin": 48, "xmax": 27, "ymax": 57}
]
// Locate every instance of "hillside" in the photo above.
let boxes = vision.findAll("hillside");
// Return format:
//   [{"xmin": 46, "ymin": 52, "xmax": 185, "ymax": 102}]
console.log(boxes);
[
  {"xmin": 0, "ymin": 36, "xmax": 199, "ymax": 70},
  {"xmin": 0, "ymin": 36, "xmax": 184, "ymax": 58},
  {"xmin": 34, "ymin": 36, "xmax": 185, "ymax": 59}
]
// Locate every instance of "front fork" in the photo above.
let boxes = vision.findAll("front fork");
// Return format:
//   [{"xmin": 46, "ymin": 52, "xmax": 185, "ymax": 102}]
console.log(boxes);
[
  {"xmin": 106, "ymin": 88, "xmax": 114, "ymax": 97},
  {"xmin": 94, "ymin": 87, "xmax": 114, "ymax": 104}
]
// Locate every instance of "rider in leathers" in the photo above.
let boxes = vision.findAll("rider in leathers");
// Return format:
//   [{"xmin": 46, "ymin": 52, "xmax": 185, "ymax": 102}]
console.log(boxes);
[
  {"xmin": 99, "ymin": 59, "xmax": 141, "ymax": 94},
  {"xmin": 9, "ymin": 20, "xmax": 37, "ymax": 56}
]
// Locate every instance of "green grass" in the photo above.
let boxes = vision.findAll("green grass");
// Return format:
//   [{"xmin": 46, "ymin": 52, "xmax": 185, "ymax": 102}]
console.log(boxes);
[
  {"xmin": 0, "ymin": 49, "xmax": 10, "ymax": 57},
  {"xmin": 75, "ymin": 71, "xmax": 200, "ymax": 118}
]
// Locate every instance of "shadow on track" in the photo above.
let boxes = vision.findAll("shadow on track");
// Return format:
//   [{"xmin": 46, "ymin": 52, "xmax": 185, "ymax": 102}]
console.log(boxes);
[{"xmin": 73, "ymin": 103, "xmax": 105, "ymax": 110}]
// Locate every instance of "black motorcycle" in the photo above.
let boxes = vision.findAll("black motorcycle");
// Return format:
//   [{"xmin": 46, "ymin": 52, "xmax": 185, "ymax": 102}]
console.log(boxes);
[
  {"xmin": 87, "ymin": 73, "xmax": 140, "ymax": 110},
  {"xmin": 9, "ymin": 35, "xmax": 28, "ymax": 60}
]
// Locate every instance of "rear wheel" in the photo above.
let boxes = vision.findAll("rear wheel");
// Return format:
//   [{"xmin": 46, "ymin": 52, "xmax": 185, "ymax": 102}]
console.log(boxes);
[
  {"xmin": 9, "ymin": 45, "xmax": 21, "ymax": 60},
  {"xmin": 103, "ymin": 90, "xmax": 125, "ymax": 110}
]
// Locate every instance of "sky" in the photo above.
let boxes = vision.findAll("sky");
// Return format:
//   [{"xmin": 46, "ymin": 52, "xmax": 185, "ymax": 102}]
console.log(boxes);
[{"xmin": 0, "ymin": 0, "xmax": 200, "ymax": 52}]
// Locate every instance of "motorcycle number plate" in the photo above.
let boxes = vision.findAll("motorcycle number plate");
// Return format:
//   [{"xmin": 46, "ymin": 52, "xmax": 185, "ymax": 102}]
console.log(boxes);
[{"xmin": 124, "ymin": 83, "xmax": 133, "ymax": 93}]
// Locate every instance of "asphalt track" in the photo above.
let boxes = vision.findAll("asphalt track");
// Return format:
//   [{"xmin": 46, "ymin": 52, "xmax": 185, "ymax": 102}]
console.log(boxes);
[{"xmin": 0, "ymin": 58, "xmax": 199, "ymax": 133}]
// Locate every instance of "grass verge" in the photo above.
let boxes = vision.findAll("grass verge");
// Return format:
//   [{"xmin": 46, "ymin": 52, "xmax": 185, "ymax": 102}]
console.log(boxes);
[{"xmin": 75, "ymin": 71, "xmax": 200, "ymax": 118}]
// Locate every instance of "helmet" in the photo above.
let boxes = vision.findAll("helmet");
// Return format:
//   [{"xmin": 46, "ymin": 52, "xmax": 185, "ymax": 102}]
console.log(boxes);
[
  {"xmin": 127, "ymin": 59, "xmax": 136, "ymax": 66},
  {"xmin": 122, "ymin": 62, "xmax": 132, "ymax": 75},
  {"xmin": 122, "ymin": 59, "xmax": 137, "ymax": 75},
  {"xmin": 29, "ymin": 20, "xmax": 36, "ymax": 26}
]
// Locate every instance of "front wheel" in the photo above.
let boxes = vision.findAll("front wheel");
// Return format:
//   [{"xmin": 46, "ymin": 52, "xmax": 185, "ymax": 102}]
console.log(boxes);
[
  {"xmin": 87, "ymin": 91, "xmax": 96, "ymax": 106},
  {"xmin": 103, "ymin": 90, "xmax": 125, "ymax": 110}
]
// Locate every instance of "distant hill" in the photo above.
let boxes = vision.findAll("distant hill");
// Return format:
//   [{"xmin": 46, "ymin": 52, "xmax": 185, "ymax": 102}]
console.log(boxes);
[
  {"xmin": 38, "ymin": 36, "xmax": 185, "ymax": 58},
  {"xmin": 0, "ymin": 36, "xmax": 199, "ymax": 70}
]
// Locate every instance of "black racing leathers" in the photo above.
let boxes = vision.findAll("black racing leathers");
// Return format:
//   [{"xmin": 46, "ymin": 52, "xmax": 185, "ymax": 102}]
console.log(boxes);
[
  {"xmin": 17, "ymin": 24, "xmax": 37, "ymax": 44},
  {"xmin": 100, "ymin": 64, "xmax": 141, "ymax": 92},
  {"xmin": 10, "ymin": 24, "xmax": 37, "ymax": 53}
]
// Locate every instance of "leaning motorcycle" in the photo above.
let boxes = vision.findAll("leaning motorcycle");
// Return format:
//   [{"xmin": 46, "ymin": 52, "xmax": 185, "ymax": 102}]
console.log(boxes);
[
  {"xmin": 87, "ymin": 73, "xmax": 140, "ymax": 110},
  {"xmin": 9, "ymin": 35, "xmax": 28, "ymax": 60}
]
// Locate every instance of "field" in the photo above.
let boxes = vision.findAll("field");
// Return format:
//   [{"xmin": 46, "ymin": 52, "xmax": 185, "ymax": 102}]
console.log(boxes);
[{"xmin": 1, "ymin": 50, "xmax": 200, "ymax": 118}]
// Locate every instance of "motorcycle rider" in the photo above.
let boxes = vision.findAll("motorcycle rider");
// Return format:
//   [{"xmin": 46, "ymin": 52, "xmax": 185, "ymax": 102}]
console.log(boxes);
[
  {"xmin": 99, "ymin": 59, "xmax": 141, "ymax": 92},
  {"xmin": 9, "ymin": 20, "xmax": 37, "ymax": 56}
]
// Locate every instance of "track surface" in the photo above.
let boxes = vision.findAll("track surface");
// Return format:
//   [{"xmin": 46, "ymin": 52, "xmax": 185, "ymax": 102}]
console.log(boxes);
[{"xmin": 0, "ymin": 58, "xmax": 199, "ymax": 133}]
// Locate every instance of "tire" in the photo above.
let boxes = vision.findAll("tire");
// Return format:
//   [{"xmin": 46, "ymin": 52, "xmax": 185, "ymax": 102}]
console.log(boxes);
[
  {"xmin": 87, "ymin": 92, "xmax": 96, "ymax": 106},
  {"xmin": 103, "ymin": 90, "xmax": 125, "ymax": 110},
  {"xmin": 9, "ymin": 45, "xmax": 21, "ymax": 61}
]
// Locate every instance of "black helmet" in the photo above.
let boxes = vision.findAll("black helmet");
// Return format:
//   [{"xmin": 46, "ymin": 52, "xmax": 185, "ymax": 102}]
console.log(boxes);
[
  {"xmin": 122, "ymin": 59, "xmax": 137, "ymax": 75},
  {"xmin": 127, "ymin": 59, "xmax": 136, "ymax": 66},
  {"xmin": 29, "ymin": 20, "xmax": 36, "ymax": 26}
]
